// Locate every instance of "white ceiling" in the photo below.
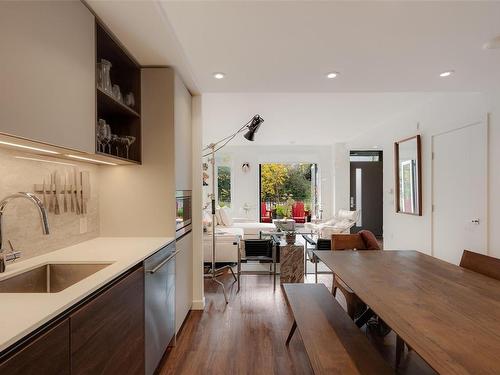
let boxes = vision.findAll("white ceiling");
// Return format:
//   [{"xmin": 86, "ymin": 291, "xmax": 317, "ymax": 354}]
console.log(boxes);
[
  {"xmin": 87, "ymin": 0, "xmax": 199, "ymax": 92},
  {"xmin": 88, "ymin": 1, "xmax": 500, "ymax": 93},
  {"xmin": 161, "ymin": 1, "xmax": 500, "ymax": 93}
]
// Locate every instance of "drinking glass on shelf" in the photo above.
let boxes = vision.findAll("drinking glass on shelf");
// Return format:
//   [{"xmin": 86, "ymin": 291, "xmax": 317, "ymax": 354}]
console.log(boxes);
[
  {"xmin": 96, "ymin": 119, "xmax": 107, "ymax": 152},
  {"xmin": 112, "ymin": 84, "xmax": 123, "ymax": 103},
  {"xmin": 125, "ymin": 92, "xmax": 135, "ymax": 108},
  {"xmin": 110, "ymin": 134, "xmax": 119, "ymax": 156},
  {"xmin": 102, "ymin": 123, "xmax": 112, "ymax": 154},
  {"xmin": 96, "ymin": 62, "xmax": 104, "ymax": 91},
  {"xmin": 123, "ymin": 136, "xmax": 136, "ymax": 159},
  {"xmin": 98, "ymin": 59, "xmax": 113, "ymax": 94}
]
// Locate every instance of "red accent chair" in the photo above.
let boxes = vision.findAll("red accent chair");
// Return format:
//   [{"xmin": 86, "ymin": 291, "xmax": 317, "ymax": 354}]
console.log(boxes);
[
  {"xmin": 292, "ymin": 202, "xmax": 307, "ymax": 224},
  {"xmin": 261, "ymin": 202, "xmax": 272, "ymax": 223}
]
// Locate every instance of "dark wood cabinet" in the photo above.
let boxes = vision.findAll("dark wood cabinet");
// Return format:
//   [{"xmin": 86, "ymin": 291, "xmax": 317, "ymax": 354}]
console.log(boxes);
[
  {"xmin": 70, "ymin": 267, "xmax": 145, "ymax": 375},
  {"xmin": 0, "ymin": 319, "xmax": 70, "ymax": 375}
]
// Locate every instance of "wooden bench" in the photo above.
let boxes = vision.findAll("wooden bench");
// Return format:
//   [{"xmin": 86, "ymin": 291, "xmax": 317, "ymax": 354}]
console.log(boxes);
[{"xmin": 283, "ymin": 283, "xmax": 393, "ymax": 374}]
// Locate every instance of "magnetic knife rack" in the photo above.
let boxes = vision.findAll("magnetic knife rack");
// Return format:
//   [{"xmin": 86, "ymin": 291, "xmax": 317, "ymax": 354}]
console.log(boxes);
[{"xmin": 34, "ymin": 171, "xmax": 90, "ymax": 216}]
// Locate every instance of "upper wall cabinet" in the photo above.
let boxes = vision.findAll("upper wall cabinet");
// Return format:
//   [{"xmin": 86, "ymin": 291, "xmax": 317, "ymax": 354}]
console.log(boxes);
[{"xmin": 0, "ymin": 1, "xmax": 96, "ymax": 153}]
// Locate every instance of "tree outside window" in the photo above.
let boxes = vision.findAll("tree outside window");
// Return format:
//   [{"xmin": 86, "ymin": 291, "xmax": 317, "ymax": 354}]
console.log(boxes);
[{"xmin": 217, "ymin": 166, "xmax": 231, "ymax": 207}]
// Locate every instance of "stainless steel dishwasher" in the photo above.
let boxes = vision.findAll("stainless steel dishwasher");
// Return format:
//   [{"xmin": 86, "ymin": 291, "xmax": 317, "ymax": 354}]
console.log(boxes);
[{"xmin": 145, "ymin": 241, "xmax": 177, "ymax": 375}]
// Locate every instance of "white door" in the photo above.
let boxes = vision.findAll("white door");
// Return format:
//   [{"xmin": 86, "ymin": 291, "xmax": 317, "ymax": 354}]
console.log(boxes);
[{"xmin": 432, "ymin": 121, "xmax": 488, "ymax": 264}]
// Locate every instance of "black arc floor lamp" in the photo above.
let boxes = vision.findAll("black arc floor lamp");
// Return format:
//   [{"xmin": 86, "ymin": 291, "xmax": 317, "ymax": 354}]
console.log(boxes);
[{"xmin": 203, "ymin": 114, "xmax": 264, "ymax": 303}]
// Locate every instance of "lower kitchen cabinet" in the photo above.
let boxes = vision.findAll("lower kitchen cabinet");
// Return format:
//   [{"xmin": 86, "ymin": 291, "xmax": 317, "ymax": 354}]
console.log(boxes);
[
  {"xmin": 0, "ymin": 319, "xmax": 70, "ymax": 375},
  {"xmin": 70, "ymin": 266, "xmax": 145, "ymax": 375}
]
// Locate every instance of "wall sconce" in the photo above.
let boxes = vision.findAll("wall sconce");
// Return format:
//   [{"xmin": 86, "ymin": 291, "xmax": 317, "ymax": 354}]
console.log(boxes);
[{"xmin": 242, "ymin": 162, "xmax": 250, "ymax": 173}]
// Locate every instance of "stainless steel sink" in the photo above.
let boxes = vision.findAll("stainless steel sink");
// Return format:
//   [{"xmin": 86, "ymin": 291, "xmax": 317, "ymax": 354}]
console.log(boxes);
[{"xmin": 0, "ymin": 263, "xmax": 112, "ymax": 293}]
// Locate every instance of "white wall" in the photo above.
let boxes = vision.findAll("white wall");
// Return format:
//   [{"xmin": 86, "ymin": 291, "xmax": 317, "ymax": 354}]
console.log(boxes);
[
  {"xmin": 348, "ymin": 91, "xmax": 500, "ymax": 259},
  {"xmin": 206, "ymin": 145, "xmax": 334, "ymax": 221},
  {"xmin": 333, "ymin": 143, "xmax": 350, "ymax": 214}
]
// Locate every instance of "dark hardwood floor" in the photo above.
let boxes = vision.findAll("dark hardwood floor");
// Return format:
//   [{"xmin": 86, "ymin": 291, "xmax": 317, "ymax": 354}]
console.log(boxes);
[{"xmin": 158, "ymin": 272, "xmax": 436, "ymax": 375}]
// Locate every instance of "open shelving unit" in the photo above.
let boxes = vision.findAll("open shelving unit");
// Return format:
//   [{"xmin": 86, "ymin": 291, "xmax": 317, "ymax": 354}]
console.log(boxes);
[{"xmin": 95, "ymin": 22, "xmax": 141, "ymax": 164}]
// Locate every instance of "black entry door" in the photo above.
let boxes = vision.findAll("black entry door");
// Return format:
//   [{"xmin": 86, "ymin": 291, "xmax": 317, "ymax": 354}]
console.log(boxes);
[{"xmin": 350, "ymin": 152, "xmax": 383, "ymax": 236}]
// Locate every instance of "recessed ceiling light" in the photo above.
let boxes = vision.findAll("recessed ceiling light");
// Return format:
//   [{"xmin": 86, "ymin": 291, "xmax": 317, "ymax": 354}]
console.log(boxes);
[
  {"xmin": 0, "ymin": 140, "xmax": 60, "ymax": 154},
  {"xmin": 326, "ymin": 72, "xmax": 339, "ymax": 79},
  {"xmin": 213, "ymin": 72, "xmax": 225, "ymax": 80},
  {"xmin": 66, "ymin": 155, "xmax": 118, "ymax": 166},
  {"xmin": 439, "ymin": 70, "xmax": 454, "ymax": 77}
]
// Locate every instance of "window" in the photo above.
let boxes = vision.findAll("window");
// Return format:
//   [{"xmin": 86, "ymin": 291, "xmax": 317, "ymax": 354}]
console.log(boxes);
[
  {"xmin": 217, "ymin": 166, "xmax": 231, "ymax": 207},
  {"xmin": 259, "ymin": 163, "xmax": 318, "ymax": 222},
  {"xmin": 349, "ymin": 150, "xmax": 383, "ymax": 162}
]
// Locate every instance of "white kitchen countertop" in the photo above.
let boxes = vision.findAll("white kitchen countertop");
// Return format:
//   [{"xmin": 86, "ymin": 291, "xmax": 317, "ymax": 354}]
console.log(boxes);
[{"xmin": 0, "ymin": 236, "xmax": 174, "ymax": 353}]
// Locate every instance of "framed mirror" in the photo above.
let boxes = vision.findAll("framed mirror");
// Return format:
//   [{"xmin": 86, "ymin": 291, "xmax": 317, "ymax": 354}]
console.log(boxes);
[{"xmin": 394, "ymin": 135, "xmax": 422, "ymax": 215}]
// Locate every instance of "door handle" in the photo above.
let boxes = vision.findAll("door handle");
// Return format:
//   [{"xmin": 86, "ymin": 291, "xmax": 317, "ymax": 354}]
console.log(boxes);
[{"xmin": 471, "ymin": 219, "xmax": 480, "ymax": 224}]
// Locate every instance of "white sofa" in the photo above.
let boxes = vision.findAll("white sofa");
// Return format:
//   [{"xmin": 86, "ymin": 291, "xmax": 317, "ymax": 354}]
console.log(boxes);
[
  {"xmin": 304, "ymin": 210, "xmax": 359, "ymax": 239},
  {"xmin": 203, "ymin": 227, "xmax": 244, "ymax": 263},
  {"xmin": 227, "ymin": 218, "xmax": 276, "ymax": 239},
  {"xmin": 203, "ymin": 208, "xmax": 276, "ymax": 263}
]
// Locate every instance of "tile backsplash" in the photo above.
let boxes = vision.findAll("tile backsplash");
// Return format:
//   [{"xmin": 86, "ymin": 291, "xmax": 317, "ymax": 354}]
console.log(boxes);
[{"xmin": 0, "ymin": 148, "xmax": 99, "ymax": 260}]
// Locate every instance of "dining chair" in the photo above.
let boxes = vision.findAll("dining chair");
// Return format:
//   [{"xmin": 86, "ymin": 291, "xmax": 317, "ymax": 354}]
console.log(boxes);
[
  {"xmin": 239, "ymin": 238, "xmax": 277, "ymax": 291},
  {"xmin": 459, "ymin": 250, "xmax": 500, "ymax": 281},
  {"xmin": 331, "ymin": 230, "xmax": 380, "ymax": 319}
]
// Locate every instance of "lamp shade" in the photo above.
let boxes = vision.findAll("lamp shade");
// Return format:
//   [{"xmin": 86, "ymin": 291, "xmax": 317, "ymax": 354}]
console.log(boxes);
[{"xmin": 243, "ymin": 115, "xmax": 264, "ymax": 141}]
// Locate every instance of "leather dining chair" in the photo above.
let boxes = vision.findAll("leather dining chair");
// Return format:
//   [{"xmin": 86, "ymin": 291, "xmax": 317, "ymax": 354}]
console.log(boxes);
[
  {"xmin": 239, "ymin": 238, "xmax": 278, "ymax": 291},
  {"xmin": 460, "ymin": 250, "xmax": 500, "ymax": 281},
  {"xmin": 331, "ymin": 230, "xmax": 380, "ymax": 319}
]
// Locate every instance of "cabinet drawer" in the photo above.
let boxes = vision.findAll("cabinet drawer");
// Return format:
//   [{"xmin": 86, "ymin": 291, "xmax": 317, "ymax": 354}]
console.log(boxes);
[
  {"xmin": 71, "ymin": 266, "xmax": 145, "ymax": 375},
  {"xmin": 0, "ymin": 319, "xmax": 70, "ymax": 375}
]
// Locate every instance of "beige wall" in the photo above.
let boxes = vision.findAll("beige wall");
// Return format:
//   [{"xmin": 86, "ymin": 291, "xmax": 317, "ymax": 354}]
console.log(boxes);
[
  {"xmin": 99, "ymin": 68, "xmax": 176, "ymax": 237},
  {"xmin": 0, "ymin": 148, "xmax": 99, "ymax": 260}
]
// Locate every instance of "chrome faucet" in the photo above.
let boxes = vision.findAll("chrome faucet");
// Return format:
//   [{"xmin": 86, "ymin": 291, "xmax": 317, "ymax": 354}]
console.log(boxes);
[{"xmin": 0, "ymin": 192, "xmax": 50, "ymax": 273}]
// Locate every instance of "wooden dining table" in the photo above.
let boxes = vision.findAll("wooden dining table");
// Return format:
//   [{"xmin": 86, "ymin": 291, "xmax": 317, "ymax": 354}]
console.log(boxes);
[{"xmin": 313, "ymin": 250, "xmax": 500, "ymax": 375}]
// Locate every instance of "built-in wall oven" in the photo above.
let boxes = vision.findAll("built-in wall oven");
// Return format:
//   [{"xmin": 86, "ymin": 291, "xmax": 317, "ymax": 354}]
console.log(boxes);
[
  {"xmin": 176, "ymin": 190, "xmax": 192, "ymax": 238},
  {"xmin": 144, "ymin": 241, "xmax": 177, "ymax": 375}
]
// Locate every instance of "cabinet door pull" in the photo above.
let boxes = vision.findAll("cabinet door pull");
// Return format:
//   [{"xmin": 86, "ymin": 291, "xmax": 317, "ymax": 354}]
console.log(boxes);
[{"xmin": 146, "ymin": 250, "xmax": 179, "ymax": 274}]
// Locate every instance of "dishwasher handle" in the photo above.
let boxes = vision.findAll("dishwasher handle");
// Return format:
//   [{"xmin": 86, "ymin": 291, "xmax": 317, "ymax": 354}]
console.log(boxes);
[{"xmin": 146, "ymin": 250, "xmax": 179, "ymax": 274}]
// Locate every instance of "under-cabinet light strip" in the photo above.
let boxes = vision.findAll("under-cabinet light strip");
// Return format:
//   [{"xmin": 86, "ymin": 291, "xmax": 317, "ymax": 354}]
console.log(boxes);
[
  {"xmin": 0, "ymin": 141, "xmax": 60, "ymax": 154},
  {"xmin": 14, "ymin": 156, "xmax": 76, "ymax": 166},
  {"xmin": 66, "ymin": 154, "xmax": 118, "ymax": 166}
]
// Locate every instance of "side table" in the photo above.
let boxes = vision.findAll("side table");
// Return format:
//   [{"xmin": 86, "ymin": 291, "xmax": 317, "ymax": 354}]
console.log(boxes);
[{"xmin": 280, "ymin": 244, "xmax": 304, "ymax": 283}]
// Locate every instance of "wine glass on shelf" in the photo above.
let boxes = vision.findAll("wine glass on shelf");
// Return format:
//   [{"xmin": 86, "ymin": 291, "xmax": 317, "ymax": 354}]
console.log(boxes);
[
  {"xmin": 110, "ymin": 134, "xmax": 119, "ymax": 156},
  {"xmin": 123, "ymin": 136, "xmax": 136, "ymax": 160},
  {"xmin": 96, "ymin": 119, "xmax": 107, "ymax": 152},
  {"xmin": 102, "ymin": 123, "xmax": 112, "ymax": 154}
]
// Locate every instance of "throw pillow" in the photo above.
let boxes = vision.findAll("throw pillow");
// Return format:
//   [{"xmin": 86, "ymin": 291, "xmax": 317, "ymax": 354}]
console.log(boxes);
[
  {"xmin": 219, "ymin": 207, "xmax": 233, "ymax": 226},
  {"xmin": 215, "ymin": 208, "xmax": 223, "ymax": 226}
]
